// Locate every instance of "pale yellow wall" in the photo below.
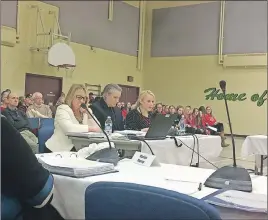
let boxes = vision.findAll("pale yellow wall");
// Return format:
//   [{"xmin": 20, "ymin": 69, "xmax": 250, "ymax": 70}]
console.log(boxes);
[
  {"xmin": 144, "ymin": 2, "xmax": 267, "ymax": 135},
  {"xmin": 1, "ymin": 1, "xmax": 142, "ymax": 95}
]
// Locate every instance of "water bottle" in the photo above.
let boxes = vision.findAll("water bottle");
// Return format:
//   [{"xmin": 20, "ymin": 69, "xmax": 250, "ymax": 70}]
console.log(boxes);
[
  {"xmin": 104, "ymin": 116, "xmax": 113, "ymax": 135},
  {"xmin": 179, "ymin": 115, "xmax": 185, "ymax": 135}
]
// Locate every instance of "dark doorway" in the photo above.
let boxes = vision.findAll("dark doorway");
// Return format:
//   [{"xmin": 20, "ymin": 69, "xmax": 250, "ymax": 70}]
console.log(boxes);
[
  {"xmin": 25, "ymin": 73, "xmax": 63, "ymax": 105},
  {"xmin": 118, "ymin": 85, "xmax": 139, "ymax": 105}
]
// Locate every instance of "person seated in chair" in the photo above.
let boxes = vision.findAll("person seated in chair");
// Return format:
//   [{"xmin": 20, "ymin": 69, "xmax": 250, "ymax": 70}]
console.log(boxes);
[
  {"xmin": 125, "ymin": 90, "xmax": 155, "ymax": 131},
  {"xmin": 45, "ymin": 84, "xmax": 101, "ymax": 152},
  {"xmin": 185, "ymin": 108, "xmax": 207, "ymax": 135},
  {"xmin": 203, "ymin": 106, "xmax": 229, "ymax": 147},
  {"xmin": 27, "ymin": 92, "xmax": 52, "ymax": 118},
  {"xmin": 1, "ymin": 115, "xmax": 64, "ymax": 220},
  {"xmin": 2, "ymin": 93, "xmax": 38, "ymax": 153},
  {"xmin": 91, "ymin": 84, "xmax": 124, "ymax": 131},
  {"xmin": 18, "ymin": 93, "xmax": 33, "ymax": 113},
  {"xmin": 1, "ymin": 89, "xmax": 10, "ymax": 111}
]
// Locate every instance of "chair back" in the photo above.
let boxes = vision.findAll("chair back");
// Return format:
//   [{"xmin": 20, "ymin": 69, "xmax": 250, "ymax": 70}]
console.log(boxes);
[
  {"xmin": 1, "ymin": 195, "xmax": 22, "ymax": 220},
  {"xmin": 85, "ymin": 182, "xmax": 221, "ymax": 220},
  {"xmin": 28, "ymin": 118, "xmax": 40, "ymax": 129},
  {"xmin": 38, "ymin": 118, "xmax": 54, "ymax": 153}
]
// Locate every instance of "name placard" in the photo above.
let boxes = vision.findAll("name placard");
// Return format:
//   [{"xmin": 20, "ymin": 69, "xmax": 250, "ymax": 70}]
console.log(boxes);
[{"xmin": 132, "ymin": 152, "xmax": 160, "ymax": 167}]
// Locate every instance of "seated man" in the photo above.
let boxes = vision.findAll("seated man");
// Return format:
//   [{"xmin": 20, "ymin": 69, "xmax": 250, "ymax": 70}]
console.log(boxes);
[
  {"xmin": 2, "ymin": 93, "xmax": 38, "ymax": 153},
  {"xmin": 27, "ymin": 92, "xmax": 52, "ymax": 118},
  {"xmin": 18, "ymin": 93, "xmax": 33, "ymax": 113},
  {"xmin": 1, "ymin": 115, "xmax": 62, "ymax": 220},
  {"xmin": 91, "ymin": 84, "xmax": 124, "ymax": 131}
]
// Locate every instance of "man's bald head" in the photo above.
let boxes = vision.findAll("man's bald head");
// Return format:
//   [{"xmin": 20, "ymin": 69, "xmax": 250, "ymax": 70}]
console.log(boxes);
[
  {"xmin": 32, "ymin": 92, "xmax": 43, "ymax": 105},
  {"xmin": 7, "ymin": 93, "xmax": 19, "ymax": 108}
]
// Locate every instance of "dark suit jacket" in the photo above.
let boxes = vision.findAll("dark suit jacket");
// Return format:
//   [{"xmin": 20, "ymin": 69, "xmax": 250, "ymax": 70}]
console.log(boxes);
[{"xmin": 90, "ymin": 98, "xmax": 124, "ymax": 131}]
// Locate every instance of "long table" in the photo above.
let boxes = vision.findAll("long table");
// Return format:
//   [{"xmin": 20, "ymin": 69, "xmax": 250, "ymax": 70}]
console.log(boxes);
[
  {"xmin": 50, "ymin": 158, "xmax": 267, "ymax": 220},
  {"xmin": 142, "ymin": 135, "xmax": 222, "ymax": 166},
  {"xmin": 241, "ymin": 135, "xmax": 267, "ymax": 175},
  {"xmin": 68, "ymin": 133, "xmax": 222, "ymax": 166}
]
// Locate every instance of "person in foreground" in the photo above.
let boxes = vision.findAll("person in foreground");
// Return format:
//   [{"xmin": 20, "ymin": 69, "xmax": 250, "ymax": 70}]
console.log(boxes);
[
  {"xmin": 1, "ymin": 115, "xmax": 63, "ymax": 220},
  {"xmin": 45, "ymin": 84, "xmax": 101, "ymax": 152},
  {"xmin": 91, "ymin": 84, "xmax": 124, "ymax": 131},
  {"xmin": 126, "ymin": 90, "xmax": 155, "ymax": 131},
  {"xmin": 203, "ymin": 106, "xmax": 229, "ymax": 147}
]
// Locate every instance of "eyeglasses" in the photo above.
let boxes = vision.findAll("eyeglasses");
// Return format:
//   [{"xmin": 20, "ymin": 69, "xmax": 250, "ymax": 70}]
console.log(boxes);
[{"xmin": 76, "ymin": 95, "xmax": 86, "ymax": 101}]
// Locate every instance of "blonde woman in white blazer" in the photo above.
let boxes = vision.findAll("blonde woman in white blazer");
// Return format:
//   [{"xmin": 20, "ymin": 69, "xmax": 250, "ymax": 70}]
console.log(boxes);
[{"xmin": 45, "ymin": 84, "xmax": 101, "ymax": 152}]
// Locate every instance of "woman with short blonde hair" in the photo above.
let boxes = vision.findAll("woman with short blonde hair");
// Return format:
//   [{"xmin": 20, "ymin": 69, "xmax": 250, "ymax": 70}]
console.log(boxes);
[
  {"xmin": 45, "ymin": 84, "xmax": 101, "ymax": 152},
  {"xmin": 126, "ymin": 90, "xmax": 155, "ymax": 131}
]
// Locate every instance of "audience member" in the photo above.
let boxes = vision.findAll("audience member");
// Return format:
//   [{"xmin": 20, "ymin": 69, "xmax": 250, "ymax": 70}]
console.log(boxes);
[
  {"xmin": 116, "ymin": 102, "xmax": 122, "ymax": 109},
  {"xmin": 56, "ymin": 92, "xmax": 65, "ymax": 106},
  {"xmin": 184, "ymin": 105, "xmax": 192, "ymax": 120},
  {"xmin": 185, "ymin": 108, "xmax": 207, "ymax": 134},
  {"xmin": 203, "ymin": 106, "xmax": 229, "ymax": 147},
  {"xmin": 121, "ymin": 103, "xmax": 128, "ymax": 120},
  {"xmin": 126, "ymin": 102, "xmax": 132, "ymax": 112},
  {"xmin": 2, "ymin": 93, "xmax": 38, "ymax": 153},
  {"xmin": 163, "ymin": 105, "xmax": 169, "ymax": 114},
  {"xmin": 27, "ymin": 92, "xmax": 52, "ymax": 118},
  {"xmin": 155, "ymin": 103, "xmax": 163, "ymax": 115},
  {"xmin": 126, "ymin": 90, "xmax": 155, "ymax": 131},
  {"xmin": 169, "ymin": 105, "xmax": 176, "ymax": 115},
  {"xmin": 91, "ymin": 84, "xmax": 124, "ymax": 131},
  {"xmin": 176, "ymin": 105, "xmax": 184, "ymax": 121},
  {"xmin": 1, "ymin": 115, "xmax": 63, "ymax": 220},
  {"xmin": 1, "ymin": 89, "xmax": 11, "ymax": 111},
  {"xmin": 88, "ymin": 92, "xmax": 95, "ymax": 104},
  {"xmin": 18, "ymin": 93, "xmax": 33, "ymax": 113},
  {"xmin": 45, "ymin": 84, "xmax": 101, "ymax": 152}
]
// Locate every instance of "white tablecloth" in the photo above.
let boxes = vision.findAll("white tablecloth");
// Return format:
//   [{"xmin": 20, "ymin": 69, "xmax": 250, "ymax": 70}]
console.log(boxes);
[
  {"xmin": 51, "ymin": 159, "xmax": 267, "ymax": 220},
  {"xmin": 141, "ymin": 135, "xmax": 222, "ymax": 166},
  {"xmin": 242, "ymin": 135, "xmax": 267, "ymax": 157},
  {"xmin": 241, "ymin": 135, "xmax": 267, "ymax": 170}
]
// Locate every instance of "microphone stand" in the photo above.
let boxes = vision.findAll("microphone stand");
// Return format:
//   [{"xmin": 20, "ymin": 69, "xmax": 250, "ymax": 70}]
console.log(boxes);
[
  {"xmin": 204, "ymin": 85, "xmax": 252, "ymax": 192},
  {"xmin": 81, "ymin": 104, "xmax": 112, "ymax": 150},
  {"xmin": 223, "ymin": 90, "xmax": 236, "ymax": 167}
]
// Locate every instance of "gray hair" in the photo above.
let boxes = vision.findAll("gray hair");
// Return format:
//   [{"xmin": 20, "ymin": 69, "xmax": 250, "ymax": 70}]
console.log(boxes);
[
  {"xmin": 32, "ymin": 92, "xmax": 43, "ymax": 99},
  {"xmin": 102, "ymin": 84, "xmax": 122, "ymax": 98}
]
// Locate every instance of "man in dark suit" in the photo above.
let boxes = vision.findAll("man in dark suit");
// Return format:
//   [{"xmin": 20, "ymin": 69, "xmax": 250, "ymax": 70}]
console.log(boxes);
[{"xmin": 91, "ymin": 84, "xmax": 124, "ymax": 131}]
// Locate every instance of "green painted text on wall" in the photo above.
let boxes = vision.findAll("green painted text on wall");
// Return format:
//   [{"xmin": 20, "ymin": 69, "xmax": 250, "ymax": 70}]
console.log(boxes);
[{"xmin": 204, "ymin": 88, "xmax": 267, "ymax": 107}]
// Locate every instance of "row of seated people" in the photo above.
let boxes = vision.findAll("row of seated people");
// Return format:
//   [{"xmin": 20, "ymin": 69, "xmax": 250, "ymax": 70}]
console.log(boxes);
[{"xmin": 1, "ymin": 83, "xmax": 229, "ymax": 155}]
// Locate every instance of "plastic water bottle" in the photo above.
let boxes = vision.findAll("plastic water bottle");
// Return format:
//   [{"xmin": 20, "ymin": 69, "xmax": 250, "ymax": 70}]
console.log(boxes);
[
  {"xmin": 104, "ymin": 116, "xmax": 113, "ymax": 135},
  {"xmin": 179, "ymin": 115, "xmax": 185, "ymax": 135}
]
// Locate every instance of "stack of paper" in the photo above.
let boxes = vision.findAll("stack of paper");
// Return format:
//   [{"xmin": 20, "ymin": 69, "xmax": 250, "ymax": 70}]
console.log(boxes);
[
  {"xmin": 38, "ymin": 156, "xmax": 117, "ymax": 178},
  {"xmin": 203, "ymin": 189, "xmax": 267, "ymax": 213}
]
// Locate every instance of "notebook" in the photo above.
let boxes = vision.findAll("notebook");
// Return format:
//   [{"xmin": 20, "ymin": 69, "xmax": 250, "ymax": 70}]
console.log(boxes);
[
  {"xmin": 38, "ymin": 155, "xmax": 117, "ymax": 178},
  {"xmin": 202, "ymin": 189, "xmax": 267, "ymax": 213}
]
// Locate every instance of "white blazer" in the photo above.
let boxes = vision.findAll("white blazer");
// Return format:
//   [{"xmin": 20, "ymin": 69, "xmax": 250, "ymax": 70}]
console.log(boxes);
[{"xmin": 45, "ymin": 104, "xmax": 99, "ymax": 152}]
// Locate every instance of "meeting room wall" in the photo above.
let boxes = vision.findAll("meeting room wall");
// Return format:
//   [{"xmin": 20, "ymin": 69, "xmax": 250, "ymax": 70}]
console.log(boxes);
[
  {"xmin": 1, "ymin": 1, "xmax": 142, "ymax": 95},
  {"xmin": 144, "ymin": 1, "xmax": 267, "ymax": 135}
]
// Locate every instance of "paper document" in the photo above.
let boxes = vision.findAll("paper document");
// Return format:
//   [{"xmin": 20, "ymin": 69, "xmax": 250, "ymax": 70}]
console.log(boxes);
[
  {"xmin": 38, "ymin": 156, "xmax": 117, "ymax": 178},
  {"xmin": 207, "ymin": 126, "xmax": 217, "ymax": 132},
  {"xmin": 203, "ymin": 189, "xmax": 267, "ymax": 213}
]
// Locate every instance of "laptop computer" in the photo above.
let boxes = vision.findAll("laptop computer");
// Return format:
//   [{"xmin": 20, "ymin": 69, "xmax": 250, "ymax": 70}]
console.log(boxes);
[{"xmin": 127, "ymin": 114, "xmax": 177, "ymax": 140}]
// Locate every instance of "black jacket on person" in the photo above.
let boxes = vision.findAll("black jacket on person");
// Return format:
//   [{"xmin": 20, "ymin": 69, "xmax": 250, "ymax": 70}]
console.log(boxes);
[
  {"xmin": 1, "ymin": 115, "xmax": 55, "ymax": 219},
  {"xmin": 90, "ymin": 98, "xmax": 124, "ymax": 131},
  {"xmin": 2, "ymin": 107, "xmax": 32, "ymax": 132}
]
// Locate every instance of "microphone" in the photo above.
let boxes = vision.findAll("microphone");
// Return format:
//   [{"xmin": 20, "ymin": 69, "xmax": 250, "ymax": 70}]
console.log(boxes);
[
  {"xmin": 219, "ymin": 80, "xmax": 226, "ymax": 93},
  {"xmin": 81, "ymin": 103, "xmax": 112, "ymax": 149},
  {"xmin": 80, "ymin": 103, "xmax": 120, "ymax": 165},
  {"xmin": 204, "ymin": 81, "xmax": 252, "ymax": 192}
]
